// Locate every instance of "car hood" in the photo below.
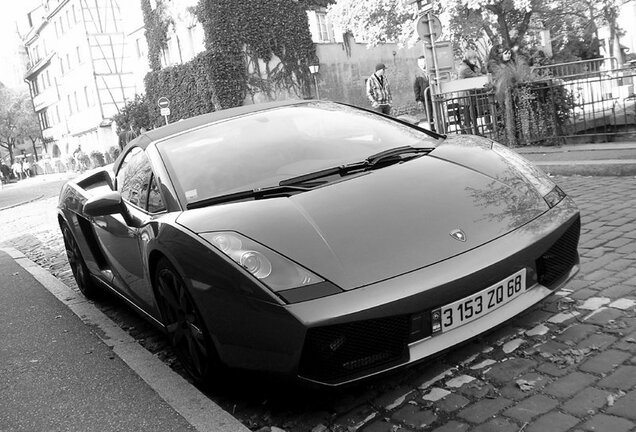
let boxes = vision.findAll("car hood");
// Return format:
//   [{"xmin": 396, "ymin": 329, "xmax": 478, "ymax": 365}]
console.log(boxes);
[{"xmin": 177, "ymin": 140, "xmax": 548, "ymax": 290}]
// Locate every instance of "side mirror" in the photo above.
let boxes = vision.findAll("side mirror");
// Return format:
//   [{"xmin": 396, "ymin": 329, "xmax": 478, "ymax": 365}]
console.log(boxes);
[
  {"xmin": 84, "ymin": 191, "xmax": 136, "ymax": 226},
  {"xmin": 84, "ymin": 191, "xmax": 123, "ymax": 217}
]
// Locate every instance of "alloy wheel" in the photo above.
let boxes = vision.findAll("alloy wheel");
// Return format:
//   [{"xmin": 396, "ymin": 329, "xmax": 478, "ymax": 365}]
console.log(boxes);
[
  {"xmin": 62, "ymin": 223, "xmax": 96, "ymax": 298},
  {"xmin": 155, "ymin": 259, "xmax": 214, "ymax": 384}
]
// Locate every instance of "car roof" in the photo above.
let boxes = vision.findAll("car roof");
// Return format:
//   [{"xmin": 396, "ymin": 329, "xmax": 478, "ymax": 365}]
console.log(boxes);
[{"xmin": 126, "ymin": 99, "xmax": 314, "ymax": 152}]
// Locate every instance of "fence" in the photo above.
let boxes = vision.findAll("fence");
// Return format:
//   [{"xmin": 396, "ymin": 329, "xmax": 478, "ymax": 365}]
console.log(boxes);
[
  {"xmin": 531, "ymin": 57, "xmax": 619, "ymax": 81},
  {"xmin": 428, "ymin": 64, "xmax": 636, "ymax": 146}
]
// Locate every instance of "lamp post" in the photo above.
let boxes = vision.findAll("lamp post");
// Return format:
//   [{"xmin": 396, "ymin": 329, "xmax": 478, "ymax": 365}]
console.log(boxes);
[{"xmin": 309, "ymin": 63, "xmax": 320, "ymax": 99}]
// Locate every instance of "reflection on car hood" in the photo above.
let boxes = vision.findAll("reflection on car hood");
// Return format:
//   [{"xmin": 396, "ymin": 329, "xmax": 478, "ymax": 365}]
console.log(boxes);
[{"xmin": 176, "ymin": 149, "xmax": 547, "ymax": 290}]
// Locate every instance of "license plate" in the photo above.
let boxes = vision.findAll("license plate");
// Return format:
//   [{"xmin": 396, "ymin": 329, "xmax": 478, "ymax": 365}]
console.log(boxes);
[{"xmin": 432, "ymin": 268, "xmax": 527, "ymax": 334}]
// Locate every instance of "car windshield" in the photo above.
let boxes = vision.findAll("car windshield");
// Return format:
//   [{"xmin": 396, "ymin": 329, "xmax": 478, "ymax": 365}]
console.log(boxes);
[{"xmin": 157, "ymin": 101, "xmax": 440, "ymax": 205}]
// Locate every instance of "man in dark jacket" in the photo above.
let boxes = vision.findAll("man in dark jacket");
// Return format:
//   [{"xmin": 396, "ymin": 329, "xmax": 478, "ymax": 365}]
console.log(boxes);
[{"xmin": 414, "ymin": 55, "xmax": 434, "ymax": 130}]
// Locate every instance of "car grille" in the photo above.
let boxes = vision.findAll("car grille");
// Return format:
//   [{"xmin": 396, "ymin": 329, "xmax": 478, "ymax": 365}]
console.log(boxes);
[
  {"xmin": 298, "ymin": 315, "xmax": 410, "ymax": 384},
  {"xmin": 536, "ymin": 216, "xmax": 580, "ymax": 288}
]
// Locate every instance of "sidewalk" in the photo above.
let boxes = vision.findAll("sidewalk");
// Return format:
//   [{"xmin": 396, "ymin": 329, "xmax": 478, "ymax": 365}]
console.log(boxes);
[
  {"xmin": 516, "ymin": 141, "xmax": 636, "ymax": 176},
  {"xmin": 0, "ymin": 247, "xmax": 249, "ymax": 432}
]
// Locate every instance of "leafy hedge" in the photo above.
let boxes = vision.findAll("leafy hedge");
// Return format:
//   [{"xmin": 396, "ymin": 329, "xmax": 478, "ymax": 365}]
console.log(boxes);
[{"xmin": 144, "ymin": 51, "xmax": 219, "ymax": 126}]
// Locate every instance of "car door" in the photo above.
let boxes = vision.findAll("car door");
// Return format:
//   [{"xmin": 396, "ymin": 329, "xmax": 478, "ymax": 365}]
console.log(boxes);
[{"xmin": 91, "ymin": 146, "xmax": 166, "ymax": 311}]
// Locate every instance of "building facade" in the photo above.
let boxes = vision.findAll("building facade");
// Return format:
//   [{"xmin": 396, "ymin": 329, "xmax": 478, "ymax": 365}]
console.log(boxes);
[{"xmin": 22, "ymin": 0, "xmax": 148, "ymax": 161}]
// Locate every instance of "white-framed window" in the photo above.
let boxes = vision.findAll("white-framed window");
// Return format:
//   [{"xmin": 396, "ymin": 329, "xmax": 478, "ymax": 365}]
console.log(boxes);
[
  {"xmin": 135, "ymin": 38, "xmax": 146, "ymax": 58},
  {"xmin": 84, "ymin": 86, "xmax": 92, "ymax": 107},
  {"xmin": 316, "ymin": 12, "xmax": 331, "ymax": 43}
]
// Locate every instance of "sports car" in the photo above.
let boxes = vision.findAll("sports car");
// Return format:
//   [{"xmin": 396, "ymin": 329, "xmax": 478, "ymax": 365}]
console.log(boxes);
[{"xmin": 58, "ymin": 100, "xmax": 580, "ymax": 387}]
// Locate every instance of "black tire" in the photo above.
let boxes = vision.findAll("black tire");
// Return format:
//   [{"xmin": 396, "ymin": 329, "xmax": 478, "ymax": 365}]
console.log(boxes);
[
  {"xmin": 154, "ymin": 257, "xmax": 219, "ymax": 386},
  {"xmin": 61, "ymin": 222, "xmax": 99, "ymax": 299}
]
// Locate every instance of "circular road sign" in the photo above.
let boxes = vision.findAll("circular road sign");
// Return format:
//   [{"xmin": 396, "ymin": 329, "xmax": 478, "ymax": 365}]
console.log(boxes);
[
  {"xmin": 416, "ymin": 14, "xmax": 442, "ymax": 42},
  {"xmin": 157, "ymin": 97, "xmax": 170, "ymax": 109}
]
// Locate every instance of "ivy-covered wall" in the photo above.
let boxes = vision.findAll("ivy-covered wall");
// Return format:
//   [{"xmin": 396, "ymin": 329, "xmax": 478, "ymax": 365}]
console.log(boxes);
[
  {"xmin": 141, "ymin": 0, "xmax": 317, "ymax": 120},
  {"xmin": 144, "ymin": 51, "xmax": 219, "ymax": 126}
]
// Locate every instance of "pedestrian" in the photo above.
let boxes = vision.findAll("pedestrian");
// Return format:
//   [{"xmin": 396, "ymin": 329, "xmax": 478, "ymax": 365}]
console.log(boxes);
[
  {"xmin": 366, "ymin": 63, "xmax": 392, "ymax": 115},
  {"xmin": 22, "ymin": 158, "xmax": 31, "ymax": 178},
  {"xmin": 0, "ymin": 161, "xmax": 10, "ymax": 182},
  {"xmin": 457, "ymin": 50, "xmax": 484, "ymax": 134},
  {"xmin": 414, "ymin": 55, "xmax": 434, "ymax": 131},
  {"xmin": 12, "ymin": 159, "xmax": 23, "ymax": 180}
]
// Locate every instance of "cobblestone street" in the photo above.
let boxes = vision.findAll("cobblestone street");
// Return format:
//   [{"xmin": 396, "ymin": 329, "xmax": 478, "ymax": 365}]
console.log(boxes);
[{"xmin": 2, "ymin": 175, "xmax": 636, "ymax": 432}]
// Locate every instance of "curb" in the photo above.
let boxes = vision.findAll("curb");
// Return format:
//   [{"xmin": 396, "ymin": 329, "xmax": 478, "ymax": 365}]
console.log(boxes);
[
  {"xmin": 534, "ymin": 160, "xmax": 636, "ymax": 177},
  {"xmin": 0, "ymin": 194, "xmax": 45, "ymax": 212},
  {"xmin": 0, "ymin": 246, "xmax": 250, "ymax": 432}
]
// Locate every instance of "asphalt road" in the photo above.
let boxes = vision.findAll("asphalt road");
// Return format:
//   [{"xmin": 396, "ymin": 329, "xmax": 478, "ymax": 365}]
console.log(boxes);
[{"xmin": 0, "ymin": 174, "xmax": 73, "ymax": 210}]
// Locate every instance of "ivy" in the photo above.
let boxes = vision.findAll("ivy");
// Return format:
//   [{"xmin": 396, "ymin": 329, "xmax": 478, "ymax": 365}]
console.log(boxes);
[
  {"xmin": 195, "ymin": 0, "xmax": 316, "ymax": 107},
  {"xmin": 140, "ymin": 0, "xmax": 317, "ymax": 116},
  {"xmin": 144, "ymin": 51, "xmax": 219, "ymax": 127},
  {"xmin": 141, "ymin": 0, "xmax": 172, "ymax": 72}
]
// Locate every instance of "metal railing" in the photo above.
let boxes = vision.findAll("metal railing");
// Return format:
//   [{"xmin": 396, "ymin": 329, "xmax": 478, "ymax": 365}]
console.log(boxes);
[
  {"xmin": 531, "ymin": 57, "xmax": 618, "ymax": 81},
  {"xmin": 424, "ymin": 65, "xmax": 635, "ymax": 146}
]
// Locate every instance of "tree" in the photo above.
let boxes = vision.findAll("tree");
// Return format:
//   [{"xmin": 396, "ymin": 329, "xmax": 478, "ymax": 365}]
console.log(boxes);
[
  {"xmin": 16, "ymin": 100, "xmax": 43, "ymax": 161},
  {"xmin": 112, "ymin": 94, "xmax": 152, "ymax": 133},
  {"xmin": 326, "ymin": 0, "xmax": 418, "ymax": 47},
  {"xmin": 447, "ymin": 0, "xmax": 544, "ymax": 53},
  {"xmin": 0, "ymin": 88, "xmax": 39, "ymax": 165}
]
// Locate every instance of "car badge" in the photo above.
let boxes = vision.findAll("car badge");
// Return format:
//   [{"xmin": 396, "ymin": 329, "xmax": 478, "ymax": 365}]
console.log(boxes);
[{"xmin": 450, "ymin": 229, "xmax": 467, "ymax": 242}]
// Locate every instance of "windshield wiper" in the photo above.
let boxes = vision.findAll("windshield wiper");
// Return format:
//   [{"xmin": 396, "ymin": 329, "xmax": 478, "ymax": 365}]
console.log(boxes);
[
  {"xmin": 365, "ymin": 145, "xmax": 434, "ymax": 165},
  {"xmin": 187, "ymin": 185, "xmax": 310, "ymax": 209},
  {"xmin": 279, "ymin": 146, "xmax": 434, "ymax": 187}
]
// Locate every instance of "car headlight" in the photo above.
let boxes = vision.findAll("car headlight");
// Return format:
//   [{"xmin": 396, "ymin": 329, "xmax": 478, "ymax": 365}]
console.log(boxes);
[
  {"xmin": 200, "ymin": 231, "xmax": 324, "ymax": 292},
  {"xmin": 491, "ymin": 142, "xmax": 566, "ymax": 208}
]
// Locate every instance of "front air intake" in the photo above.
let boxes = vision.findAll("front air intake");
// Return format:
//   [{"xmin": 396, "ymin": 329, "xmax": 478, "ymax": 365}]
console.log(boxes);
[
  {"xmin": 298, "ymin": 315, "xmax": 410, "ymax": 384},
  {"xmin": 536, "ymin": 216, "xmax": 580, "ymax": 288}
]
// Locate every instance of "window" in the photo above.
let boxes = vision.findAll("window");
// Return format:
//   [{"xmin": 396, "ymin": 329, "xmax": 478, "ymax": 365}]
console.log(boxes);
[
  {"xmin": 116, "ymin": 148, "xmax": 165, "ymax": 212},
  {"xmin": 39, "ymin": 110, "xmax": 50, "ymax": 129},
  {"xmin": 74, "ymin": 91, "xmax": 79, "ymax": 112},
  {"xmin": 84, "ymin": 86, "xmax": 91, "ymax": 107},
  {"xmin": 135, "ymin": 38, "xmax": 146, "ymax": 58},
  {"xmin": 46, "ymin": 70, "xmax": 51, "ymax": 87},
  {"xmin": 76, "ymin": 46, "xmax": 81, "ymax": 64},
  {"xmin": 72, "ymin": 5, "xmax": 77, "ymax": 23},
  {"xmin": 55, "ymin": 105, "xmax": 60, "ymax": 124},
  {"xmin": 66, "ymin": 53, "xmax": 71, "ymax": 70},
  {"xmin": 60, "ymin": 58, "xmax": 65, "ymax": 75},
  {"xmin": 67, "ymin": 94, "xmax": 73, "ymax": 115},
  {"xmin": 316, "ymin": 12, "xmax": 331, "ymax": 42},
  {"xmin": 31, "ymin": 79, "xmax": 40, "ymax": 96}
]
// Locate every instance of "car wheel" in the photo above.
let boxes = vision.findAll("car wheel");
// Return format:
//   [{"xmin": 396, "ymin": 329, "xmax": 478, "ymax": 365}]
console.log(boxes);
[
  {"xmin": 61, "ymin": 222, "xmax": 98, "ymax": 298},
  {"xmin": 154, "ymin": 257, "xmax": 219, "ymax": 386}
]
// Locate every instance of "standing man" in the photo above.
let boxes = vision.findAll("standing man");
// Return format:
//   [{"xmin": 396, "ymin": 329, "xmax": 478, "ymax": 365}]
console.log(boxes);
[
  {"xmin": 366, "ymin": 63, "xmax": 392, "ymax": 115},
  {"xmin": 414, "ymin": 55, "xmax": 434, "ymax": 131}
]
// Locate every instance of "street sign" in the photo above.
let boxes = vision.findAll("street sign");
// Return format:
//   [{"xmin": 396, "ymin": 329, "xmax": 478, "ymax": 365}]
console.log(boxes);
[
  {"xmin": 423, "ymin": 40, "xmax": 454, "ymax": 74},
  {"xmin": 160, "ymin": 107, "xmax": 171, "ymax": 117},
  {"xmin": 157, "ymin": 97, "xmax": 170, "ymax": 109},
  {"xmin": 416, "ymin": 14, "xmax": 442, "ymax": 42}
]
